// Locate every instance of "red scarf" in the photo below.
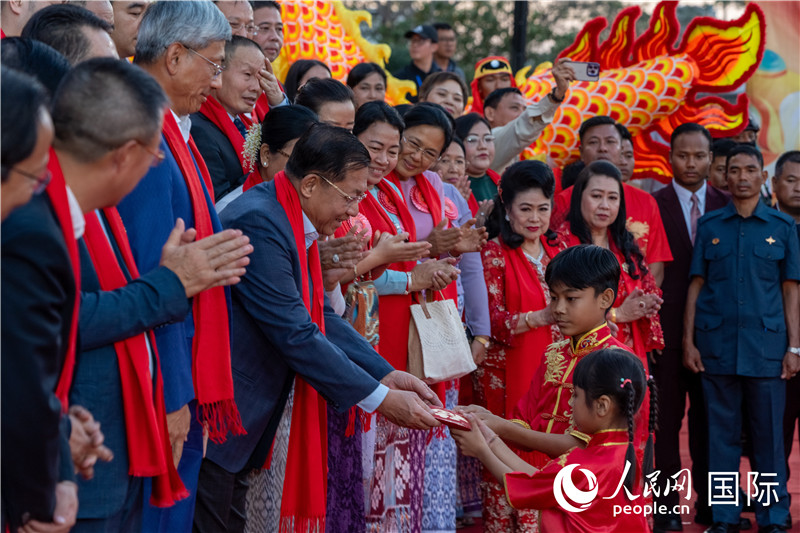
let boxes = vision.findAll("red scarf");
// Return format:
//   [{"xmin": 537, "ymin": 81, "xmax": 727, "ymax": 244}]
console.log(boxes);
[
  {"xmin": 386, "ymin": 171, "xmax": 452, "ymax": 405},
  {"xmin": 242, "ymin": 169, "xmax": 263, "ymax": 192},
  {"xmin": 47, "ymin": 151, "xmax": 81, "ymax": 411},
  {"xmin": 161, "ymin": 111, "xmax": 244, "ymax": 443},
  {"xmin": 468, "ymin": 169, "xmax": 502, "ymax": 215},
  {"xmin": 82, "ymin": 208, "xmax": 188, "ymax": 506},
  {"xmin": 273, "ymin": 171, "xmax": 328, "ymax": 532},
  {"xmin": 500, "ymin": 239, "xmax": 555, "ymax": 416},
  {"xmin": 253, "ymin": 92, "xmax": 270, "ymax": 123},
  {"xmin": 197, "ymin": 96, "xmax": 248, "ymax": 174},
  {"xmin": 351, "ymin": 179, "xmax": 419, "ymax": 371}
]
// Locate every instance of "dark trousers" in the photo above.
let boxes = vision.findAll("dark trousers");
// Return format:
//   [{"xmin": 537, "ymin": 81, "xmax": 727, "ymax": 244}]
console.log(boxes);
[
  {"xmin": 192, "ymin": 459, "xmax": 249, "ymax": 533},
  {"xmin": 703, "ymin": 374, "xmax": 790, "ymax": 526},
  {"xmin": 652, "ymin": 348, "xmax": 709, "ymax": 511},
  {"xmin": 142, "ymin": 402, "xmax": 204, "ymax": 533},
  {"xmin": 72, "ymin": 477, "xmax": 143, "ymax": 533}
]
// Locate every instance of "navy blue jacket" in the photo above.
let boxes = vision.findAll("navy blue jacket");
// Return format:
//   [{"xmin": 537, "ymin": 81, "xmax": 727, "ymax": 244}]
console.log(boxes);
[
  {"xmin": 207, "ymin": 181, "xmax": 394, "ymax": 473},
  {"xmin": 70, "ymin": 210, "xmax": 189, "ymax": 519},
  {"xmin": 691, "ymin": 201, "xmax": 800, "ymax": 376}
]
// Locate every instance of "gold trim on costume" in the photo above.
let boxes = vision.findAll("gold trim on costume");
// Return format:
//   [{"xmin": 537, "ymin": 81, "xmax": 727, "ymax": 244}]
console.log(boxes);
[{"xmin": 509, "ymin": 419, "xmax": 531, "ymax": 430}]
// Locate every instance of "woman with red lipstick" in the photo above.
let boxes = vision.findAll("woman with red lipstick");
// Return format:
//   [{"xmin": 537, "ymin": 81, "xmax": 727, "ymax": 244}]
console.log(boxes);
[
  {"xmin": 556, "ymin": 160, "xmax": 664, "ymax": 377},
  {"xmin": 475, "ymin": 160, "xmax": 561, "ymax": 532}
]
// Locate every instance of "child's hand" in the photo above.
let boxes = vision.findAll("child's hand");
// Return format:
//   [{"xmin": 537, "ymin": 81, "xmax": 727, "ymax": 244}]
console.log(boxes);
[
  {"xmin": 457, "ymin": 404, "xmax": 502, "ymax": 432},
  {"xmin": 451, "ymin": 414, "xmax": 494, "ymax": 459}
]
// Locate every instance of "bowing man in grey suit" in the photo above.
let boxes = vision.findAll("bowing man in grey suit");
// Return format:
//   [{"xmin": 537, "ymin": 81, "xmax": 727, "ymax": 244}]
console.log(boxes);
[{"xmin": 197, "ymin": 124, "xmax": 442, "ymax": 532}]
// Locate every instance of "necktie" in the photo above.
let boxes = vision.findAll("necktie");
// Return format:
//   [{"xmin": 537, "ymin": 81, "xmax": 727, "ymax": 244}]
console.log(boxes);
[
  {"xmin": 690, "ymin": 193, "xmax": 700, "ymax": 244},
  {"xmin": 233, "ymin": 116, "xmax": 247, "ymax": 138}
]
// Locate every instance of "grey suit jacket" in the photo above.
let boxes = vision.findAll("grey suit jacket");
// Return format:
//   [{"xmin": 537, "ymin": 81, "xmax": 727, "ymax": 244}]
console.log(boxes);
[{"xmin": 208, "ymin": 180, "xmax": 393, "ymax": 473}]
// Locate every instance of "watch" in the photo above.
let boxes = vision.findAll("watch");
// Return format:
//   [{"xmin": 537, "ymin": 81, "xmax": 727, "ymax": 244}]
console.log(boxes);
[{"xmin": 788, "ymin": 347, "xmax": 800, "ymax": 356}]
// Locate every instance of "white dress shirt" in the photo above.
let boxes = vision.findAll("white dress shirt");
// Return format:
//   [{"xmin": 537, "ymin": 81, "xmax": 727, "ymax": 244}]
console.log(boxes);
[
  {"xmin": 301, "ymin": 211, "xmax": 388, "ymax": 412},
  {"xmin": 673, "ymin": 180, "xmax": 707, "ymax": 236}
]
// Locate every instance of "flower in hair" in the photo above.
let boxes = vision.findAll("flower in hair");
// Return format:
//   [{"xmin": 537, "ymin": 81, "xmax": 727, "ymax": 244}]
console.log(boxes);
[{"xmin": 241, "ymin": 122, "xmax": 262, "ymax": 172}]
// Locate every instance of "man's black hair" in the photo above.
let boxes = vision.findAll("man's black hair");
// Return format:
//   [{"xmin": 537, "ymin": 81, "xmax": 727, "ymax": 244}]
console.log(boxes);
[
  {"xmin": 615, "ymin": 123, "xmax": 632, "ymax": 143},
  {"xmin": 285, "ymin": 123, "xmax": 370, "ymax": 183},
  {"xmin": 252, "ymin": 1, "xmax": 281, "ymax": 12},
  {"xmin": 545, "ymin": 244, "xmax": 620, "ymax": 303},
  {"xmin": 432, "ymin": 22, "xmax": 453, "ymax": 31},
  {"xmin": 578, "ymin": 115, "xmax": 618, "ymax": 142},
  {"xmin": 774, "ymin": 150, "xmax": 800, "ymax": 179},
  {"xmin": 670, "ymin": 122, "xmax": 712, "ymax": 150},
  {"xmin": 711, "ymin": 138, "xmax": 737, "ymax": 160},
  {"xmin": 225, "ymin": 35, "xmax": 264, "ymax": 63},
  {"xmin": 726, "ymin": 143, "xmax": 763, "ymax": 170},
  {"xmin": 1, "ymin": 66, "xmax": 49, "ymax": 182},
  {"xmin": 483, "ymin": 87, "xmax": 523, "ymax": 110},
  {"xmin": 21, "ymin": 4, "xmax": 112, "ymax": 65},
  {"xmin": 0, "ymin": 37, "xmax": 71, "ymax": 97}
]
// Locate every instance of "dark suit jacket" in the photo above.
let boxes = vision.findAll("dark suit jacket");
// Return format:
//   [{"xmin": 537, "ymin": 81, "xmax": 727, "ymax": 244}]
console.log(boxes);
[
  {"xmin": 653, "ymin": 182, "xmax": 730, "ymax": 348},
  {"xmin": 70, "ymin": 211, "xmax": 190, "ymax": 519},
  {"xmin": 1, "ymin": 194, "xmax": 76, "ymax": 529},
  {"xmin": 208, "ymin": 181, "xmax": 394, "ymax": 473},
  {"xmin": 190, "ymin": 112, "xmax": 246, "ymax": 202},
  {"xmin": 118, "ymin": 135, "xmax": 228, "ymax": 414}
]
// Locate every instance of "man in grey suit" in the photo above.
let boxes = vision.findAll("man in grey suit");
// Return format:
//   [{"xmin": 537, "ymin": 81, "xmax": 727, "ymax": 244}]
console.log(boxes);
[{"xmin": 196, "ymin": 124, "xmax": 443, "ymax": 532}]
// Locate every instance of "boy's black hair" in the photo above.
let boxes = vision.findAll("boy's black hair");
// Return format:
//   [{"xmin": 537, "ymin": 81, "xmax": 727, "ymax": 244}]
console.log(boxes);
[
  {"xmin": 711, "ymin": 138, "xmax": 737, "ymax": 160},
  {"xmin": 544, "ymin": 244, "xmax": 620, "ymax": 306},
  {"xmin": 573, "ymin": 348, "xmax": 657, "ymax": 493},
  {"xmin": 670, "ymin": 122, "xmax": 712, "ymax": 150},
  {"xmin": 726, "ymin": 143, "xmax": 763, "ymax": 169}
]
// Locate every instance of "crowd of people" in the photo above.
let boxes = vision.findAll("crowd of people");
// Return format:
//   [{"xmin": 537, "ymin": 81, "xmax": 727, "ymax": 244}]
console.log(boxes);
[{"xmin": 1, "ymin": 2, "xmax": 799, "ymax": 533}]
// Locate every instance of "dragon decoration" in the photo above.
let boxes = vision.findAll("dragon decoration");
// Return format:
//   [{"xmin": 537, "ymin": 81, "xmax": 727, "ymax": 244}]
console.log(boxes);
[{"xmin": 273, "ymin": 1, "xmax": 766, "ymax": 184}]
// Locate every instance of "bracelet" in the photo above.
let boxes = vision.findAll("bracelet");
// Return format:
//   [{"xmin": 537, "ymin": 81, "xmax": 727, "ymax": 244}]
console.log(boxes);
[
  {"xmin": 474, "ymin": 336, "xmax": 491, "ymax": 349},
  {"xmin": 609, "ymin": 308, "xmax": 617, "ymax": 323},
  {"xmin": 487, "ymin": 434, "xmax": 498, "ymax": 447},
  {"xmin": 525, "ymin": 311, "xmax": 534, "ymax": 329},
  {"xmin": 404, "ymin": 271, "xmax": 413, "ymax": 294},
  {"xmin": 550, "ymin": 87, "xmax": 565, "ymax": 103},
  {"xmin": 789, "ymin": 347, "xmax": 800, "ymax": 357},
  {"xmin": 353, "ymin": 263, "xmax": 359, "ymax": 281}
]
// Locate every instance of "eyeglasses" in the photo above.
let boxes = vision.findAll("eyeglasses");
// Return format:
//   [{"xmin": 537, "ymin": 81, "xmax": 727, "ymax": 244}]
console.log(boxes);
[
  {"xmin": 12, "ymin": 166, "xmax": 52, "ymax": 195},
  {"xmin": 274, "ymin": 147, "xmax": 292, "ymax": 158},
  {"xmin": 464, "ymin": 134, "xmax": 496, "ymax": 146},
  {"xmin": 315, "ymin": 173, "xmax": 367, "ymax": 205},
  {"xmin": 402, "ymin": 136, "xmax": 439, "ymax": 162},
  {"xmin": 135, "ymin": 139, "xmax": 165, "ymax": 167},
  {"xmin": 229, "ymin": 22, "xmax": 258, "ymax": 35},
  {"xmin": 184, "ymin": 46, "xmax": 225, "ymax": 79}
]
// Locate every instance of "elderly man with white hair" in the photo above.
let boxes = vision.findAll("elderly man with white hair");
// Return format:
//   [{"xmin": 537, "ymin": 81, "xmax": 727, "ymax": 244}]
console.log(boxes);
[{"xmin": 114, "ymin": 3, "xmax": 241, "ymax": 532}]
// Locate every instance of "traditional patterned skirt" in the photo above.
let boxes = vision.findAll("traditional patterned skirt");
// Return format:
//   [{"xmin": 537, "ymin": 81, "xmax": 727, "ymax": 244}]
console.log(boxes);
[
  {"xmin": 326, "ymin": 406, "xmax": 366, "ymax": 533},
  {"xmin": 421, "ymin": 380, "xmax": 458, "ymax": 532},
  {"xmin": 365, "ymin": 415, "xmax": 427, "ymax": 532}
]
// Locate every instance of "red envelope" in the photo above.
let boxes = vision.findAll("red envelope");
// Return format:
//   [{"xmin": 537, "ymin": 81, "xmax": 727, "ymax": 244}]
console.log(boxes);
[{"xmin": 430, "ymin": 407, "xmax": 471, "ymax": 431}]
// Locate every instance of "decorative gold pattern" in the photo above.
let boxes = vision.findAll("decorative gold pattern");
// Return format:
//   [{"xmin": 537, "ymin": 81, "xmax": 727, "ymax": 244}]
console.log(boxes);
[
  {"xmin": 509, "ymin": 419, "xmax": 532, "ymax": 430},
  {"xmin": 570, "ymin": 324, "xmax": 612, "ymax": 356},
  {"xmin": 626, "ymin": 217, "xmax": 650, "ymax": 242},
  {"xmin": 542, "ymin": 340, "xmax": 570, "ymax": 385}
]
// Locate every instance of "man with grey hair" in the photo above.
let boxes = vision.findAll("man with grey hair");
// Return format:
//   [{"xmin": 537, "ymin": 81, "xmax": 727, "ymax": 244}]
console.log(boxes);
[{"xmin": 115, "ymin": 2, "xmax": 241, "ymax": 531}]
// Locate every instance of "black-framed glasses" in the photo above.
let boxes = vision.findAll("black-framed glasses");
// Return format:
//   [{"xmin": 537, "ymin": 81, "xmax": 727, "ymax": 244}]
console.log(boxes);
[
  {"xmin": 315, "ymin": 173, "xmax": 367, "ymax": 205},
  {"xmin": 275, "ymin": 147, "xmax": 292, "ymax": 159},
  {"xmin": 402, "ymin": 136, "xmax": 439, "ymax": 162},
  {"xmin": 184, "ymin": 45, "xmax": 225, "ymax": 79},
  {"xmin": 135, "ymin": 139, "xmax": 165, "ymax": 167},
  {"xmin": 12, "ymin": 166, "xmax": 52, "ymax": 195}
]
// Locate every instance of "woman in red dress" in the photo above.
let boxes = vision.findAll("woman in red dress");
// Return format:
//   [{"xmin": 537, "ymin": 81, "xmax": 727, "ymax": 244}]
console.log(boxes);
[{"xmin": 475, "ymin": 160, "xmax": 562, "ymax": 532}]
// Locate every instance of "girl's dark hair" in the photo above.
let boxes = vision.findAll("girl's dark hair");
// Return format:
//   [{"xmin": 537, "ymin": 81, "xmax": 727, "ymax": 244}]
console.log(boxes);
[
  {"xmin": 573, "ymin": 348, "xmax": 652, "ymax": 493},
  {"xmin": 1, "ymin": 66, "xmax": 49, "ymax": 182},
  {"xmin": 485, "ymin": 160, "xmax": 557, "ymax": 248},
  {"xmin": 0, "ymin": 37, "xmax": 71, "ymax": 97},
  {"xmin": 294, "ymin": 77, "xmax": 356, "ymax": 116},
  {"xmin": 402, "ymin": 102, "xmax": 453, "ymax": 155},
  {"xmin": 568, "ymin": 161, "xmax": 647, "ymax": 279},
  {"xmin": 346, "ymin": 62, "xmax": 387, "ymax": 88},
  {"xmin": 353, "ymin": 100, "xmax": 404, "ymax": 138},
  {"xmin": 544, "ymin": 244, "xmax": 620, "ymax": 304},
  {"xmin": 284, "ymin": 59, "xmax": 332, "ymax": 102},
  {"xmin": 454, "ymin": 112, "xmax": 492, "ymax": 142},
  {"xmin": 258, "ymin": 105, "xmax": 318, "ymax": 165}
]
